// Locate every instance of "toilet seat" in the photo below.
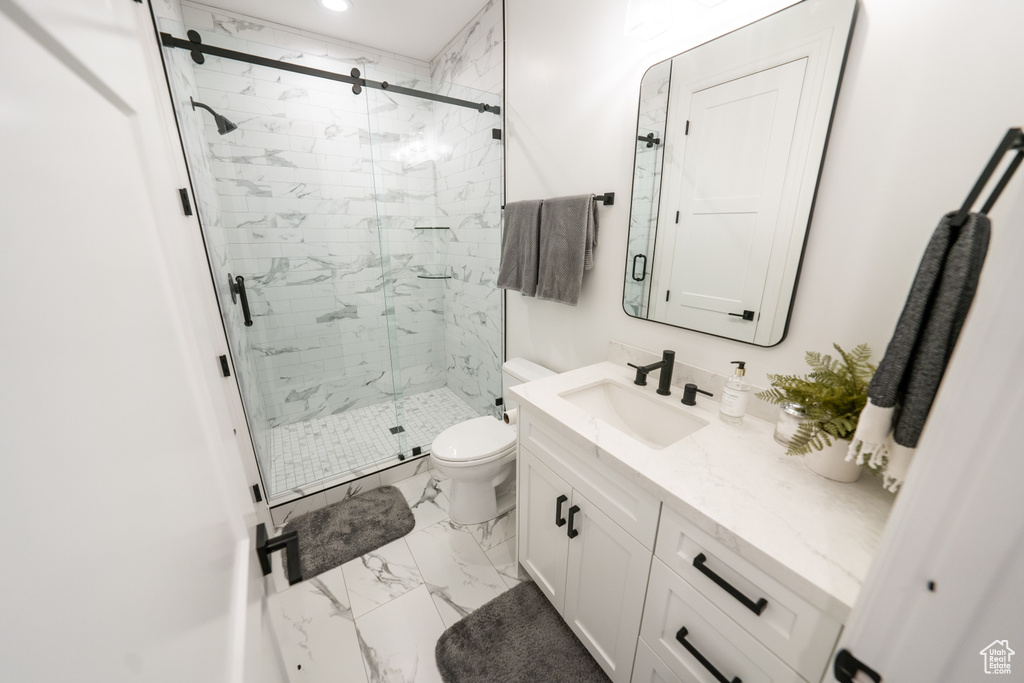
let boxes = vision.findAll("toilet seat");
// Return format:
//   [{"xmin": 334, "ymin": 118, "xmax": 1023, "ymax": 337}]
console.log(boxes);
[{"xmin": 431, "ymin": 416, "xmax": 516, "ymax": 466}]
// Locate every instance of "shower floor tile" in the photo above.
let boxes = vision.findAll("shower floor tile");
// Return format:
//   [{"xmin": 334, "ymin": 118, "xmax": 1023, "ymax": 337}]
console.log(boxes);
[{"xmin": 267, "ymin": 387, "xmax": 482, "ymax": 499}]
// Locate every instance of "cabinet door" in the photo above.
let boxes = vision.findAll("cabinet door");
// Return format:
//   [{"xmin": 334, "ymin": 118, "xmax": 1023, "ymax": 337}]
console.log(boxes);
[
  {"xmin": 563, "ymin": 490, "xmax": 653, "ymax": 683},
  {"xmin": 518, "ymin": 448, "xmax": 571, "ymax": 612}
]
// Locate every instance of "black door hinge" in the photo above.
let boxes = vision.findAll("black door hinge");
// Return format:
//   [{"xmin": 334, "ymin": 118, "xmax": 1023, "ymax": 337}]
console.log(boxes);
[
  {"xmin": 251, "ymin": 484, "xmax": 262, "ymax": 503},
  {"xmin": 219, "ymin": 354, "xmax": 231, "ymax": 377},
  {"xmin": 835, "ymin": 649, "xmax": 881, "ymax": 683},
  {"xmin": 178, "ymin": 188, "xmax": 193, "ymax": 215},
  {"xmin": 492, "ymin": 128, "xmax": 502, "ymax": 140},
  {"xmin": 495, "ymin": 397, "xmax": 504, "ymax": 407}
]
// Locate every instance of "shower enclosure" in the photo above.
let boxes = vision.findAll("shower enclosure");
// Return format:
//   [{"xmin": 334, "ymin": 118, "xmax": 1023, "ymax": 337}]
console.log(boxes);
[{"xmin": 156, "ymin": 9, "xmax": 504, "ymax": 502}]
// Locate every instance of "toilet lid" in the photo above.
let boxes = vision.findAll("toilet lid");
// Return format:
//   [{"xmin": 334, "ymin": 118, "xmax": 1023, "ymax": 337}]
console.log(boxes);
[{"xmin": 431, "ymin": 416, "xmax": 516, "ymax": 463}]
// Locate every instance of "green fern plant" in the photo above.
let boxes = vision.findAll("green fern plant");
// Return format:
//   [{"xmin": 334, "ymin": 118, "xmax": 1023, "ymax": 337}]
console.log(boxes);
[{"xmin": 756, "ymin": 343, "xmax": 875, "ymax": 457}]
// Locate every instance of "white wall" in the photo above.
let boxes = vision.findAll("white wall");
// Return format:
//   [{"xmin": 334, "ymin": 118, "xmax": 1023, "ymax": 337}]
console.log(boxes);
[{"xmin": 506, "ymin": 0, "xmax": 1024, "ymax": 386}]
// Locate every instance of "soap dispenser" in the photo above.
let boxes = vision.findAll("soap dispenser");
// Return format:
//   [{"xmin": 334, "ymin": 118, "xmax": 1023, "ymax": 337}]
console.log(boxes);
[{"xmin": 719, "ymin": 361, "xmax": 751, "ymax": 425}]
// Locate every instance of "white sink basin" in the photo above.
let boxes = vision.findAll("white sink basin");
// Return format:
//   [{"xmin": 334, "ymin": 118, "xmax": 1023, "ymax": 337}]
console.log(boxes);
[{"xmin": 559, "ymin": 380, "xmax": 709, "ymax": 449}]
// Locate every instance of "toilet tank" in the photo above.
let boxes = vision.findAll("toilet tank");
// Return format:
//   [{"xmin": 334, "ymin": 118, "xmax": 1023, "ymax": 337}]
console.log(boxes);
[{"xmin": 501, "ymin": 358, "xmax": 555, "ymax": 411}]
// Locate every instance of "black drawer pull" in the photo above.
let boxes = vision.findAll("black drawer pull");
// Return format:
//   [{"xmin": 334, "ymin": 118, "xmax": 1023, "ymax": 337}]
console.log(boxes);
[
  {"xmin": 693, "ymin": 553, "xmax": 768, "ymax": 616},
  {"xmin": 567, "ymin": 505, "xmax": 580, "ymax": 539},
  {"xmin": 555, "ymin": 494, "xmax": 568, "ymax": 527},
  {"xmin": 675, "ymin": 627, "xmax": 741, "ymax": 683}
]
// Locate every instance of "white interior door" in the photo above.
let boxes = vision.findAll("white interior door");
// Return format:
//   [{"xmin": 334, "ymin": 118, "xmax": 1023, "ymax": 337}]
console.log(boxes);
[
  {"xmin": 656, "ymin": 59, "xmax": 806, "ymax": 341},
  {"xmin": 828, "ymin": 196, "xmax": 1024, "ymax": 681},
  {"xmin": 0, "ymin": 2, "xmax": 281, "ymax": 681}
]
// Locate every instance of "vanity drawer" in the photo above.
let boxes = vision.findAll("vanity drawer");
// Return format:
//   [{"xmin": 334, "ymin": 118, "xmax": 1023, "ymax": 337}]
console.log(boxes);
[
  {"xmin": 641, "ymin": 559, "xmax": 803, "ymax": 683},
  {"xmin": 656, "ymin": 507, "xmax": 841, "ymax": 681},
  {"xmin": 520, "ymin": 410, "xmax": 660, "ymax": 548}
]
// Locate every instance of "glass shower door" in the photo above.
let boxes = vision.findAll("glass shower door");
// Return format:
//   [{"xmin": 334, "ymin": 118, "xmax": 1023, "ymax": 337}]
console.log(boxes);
[
  {"xmin": 364, "ymin": 69, "xmax": 505, "ymax": 456},
  {"xmin": 158, "ymin": 25, "xmax": 405, "ymax": 499}
]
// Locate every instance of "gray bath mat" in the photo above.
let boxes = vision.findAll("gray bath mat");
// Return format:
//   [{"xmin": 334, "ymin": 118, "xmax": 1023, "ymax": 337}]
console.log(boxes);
[
  {"xmin": 435, "ymin": 581, "xmax": 612, "ymax": 683},
  {"xmin": 282, "ymin": 486, "xmax": 415, "ymax": 582}
]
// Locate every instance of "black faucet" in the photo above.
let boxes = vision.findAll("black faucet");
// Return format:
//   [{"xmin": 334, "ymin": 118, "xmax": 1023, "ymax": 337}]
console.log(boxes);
[
  {"xmin": 681, "ymin": 383, "xmax": 713, "ymax": 406},
  {"xmin": 628, "ymin": 350, "xmax": 675, "ymax": 396}
]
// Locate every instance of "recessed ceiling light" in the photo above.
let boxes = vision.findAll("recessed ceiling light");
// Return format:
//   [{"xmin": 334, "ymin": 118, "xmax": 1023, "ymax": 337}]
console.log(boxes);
[{"xmin": 319, "ymin": 0, "xmax": 351, "ymax": 11}]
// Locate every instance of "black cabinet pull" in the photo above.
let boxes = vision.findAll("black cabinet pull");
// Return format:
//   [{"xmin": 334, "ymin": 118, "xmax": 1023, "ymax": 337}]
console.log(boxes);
[
  {"xmin": 632, "ymin": 253, "xmax": 647, "ymax": 281},
  {"xmin": 675, "ymin": 627, "xmax": 741, "ymax": 683},
  {"xmin": 727, "ymin": 310, "xmax": 755, "ymax": 321},
  {"xmin": 693, "ymin": 553, "xmax": 768, "ymax": 616},
  {"xmin": 228, "ymin": 273, "xmax": 254, "ymax": 327},
  {"xmin": 567, "ymin": 505, "xmax": 580, "ymax": 539},
  {"xmin": 555, "ymin": 494, "xmax": 568, "ymax": 527}
]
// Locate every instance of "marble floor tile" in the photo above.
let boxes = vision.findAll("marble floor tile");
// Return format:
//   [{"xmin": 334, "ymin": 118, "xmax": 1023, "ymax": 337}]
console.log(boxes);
[
  {"xmin": 405, "ymin": 521, "xmax": 508, "ymax": 627},
  {"xmin": 455, "ymin": 507, "xmax": 515, "ymax": 551},
  {"xmin": 354, "ymin": 585, "xmax": 446, "ymax": 683},
  {"xmin": 265, "ymin": 467, "xmax": 522, "ymax": 683},
  {"xmin": 484, "ymin": 536, "xmax": 523, "ymax": 590},
  {"xmin": 342, "ymin": 538, "xmax": 423, "ymax": 618},
  {"xmin": 393, "ymin": 472, "xmax": 451, "ymax": 532},
  {"xmin": 268, "ymin": 567, "xmax": 368, "ymax": 683}
]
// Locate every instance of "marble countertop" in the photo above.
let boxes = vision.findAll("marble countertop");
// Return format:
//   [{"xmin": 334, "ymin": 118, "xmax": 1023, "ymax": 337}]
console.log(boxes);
[{"xmin": 510, "ymin": 361, "xmax": 895, "ymax": 619}]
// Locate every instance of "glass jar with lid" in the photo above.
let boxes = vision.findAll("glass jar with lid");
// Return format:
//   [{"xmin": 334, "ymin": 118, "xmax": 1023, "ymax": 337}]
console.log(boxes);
[{"xmin": 773, "ymin": 402, "xmax": 808, "ymax": 447}]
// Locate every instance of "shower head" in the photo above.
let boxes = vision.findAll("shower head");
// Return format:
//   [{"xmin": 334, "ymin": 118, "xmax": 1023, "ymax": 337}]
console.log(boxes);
[{"xmin": 190, "ymin": 97, "xmax": 238, "ymax": 135}]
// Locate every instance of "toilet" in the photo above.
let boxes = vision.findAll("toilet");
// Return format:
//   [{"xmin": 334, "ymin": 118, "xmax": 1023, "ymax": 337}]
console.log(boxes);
[{"xmin": 430, "ymin": 358, "xmax": 554, "ymax": 525}]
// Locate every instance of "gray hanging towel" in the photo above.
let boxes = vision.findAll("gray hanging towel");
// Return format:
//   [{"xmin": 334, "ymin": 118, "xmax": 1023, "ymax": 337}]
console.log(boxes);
[
  {"xmin": 535, "ymin": 194, "xmax": 599, "ymax": 306},
  {"xmin": 497, "ymin": 199, "xmax": 543, "ymax": 296},
  {"xmin": 849, "ymin": 212, "xmax": 990, "ymax": 491}
]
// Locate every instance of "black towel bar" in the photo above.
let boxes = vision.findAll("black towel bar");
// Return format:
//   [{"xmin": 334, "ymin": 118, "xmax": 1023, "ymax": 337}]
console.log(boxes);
[{"xmin": 501, "ymin": 192, "xmax": 615, "ymax": 210}]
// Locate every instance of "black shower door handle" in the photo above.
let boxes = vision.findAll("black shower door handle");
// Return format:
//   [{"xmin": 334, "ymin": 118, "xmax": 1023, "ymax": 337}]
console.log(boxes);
[
  {"xmin": 555, "ymin": 494, "xmax": 568, "ymax": 527},
  {"xmin": 228, "ymin": 273, "xmax": 254, "ymax": 327},
  {"xmin": 693, "ymin": 553, "xmax": 768, "ymax": 615},
  {"xmin": 632, "ymin": 254, "xmax": 647, "ymax": 281},
  {"xmin": 675, "ymin": 627, "xmax": 741, "ymax": 683},
  {"xmin": 566, "ymin": 505, "xmax": 580, "ymax": 539}
]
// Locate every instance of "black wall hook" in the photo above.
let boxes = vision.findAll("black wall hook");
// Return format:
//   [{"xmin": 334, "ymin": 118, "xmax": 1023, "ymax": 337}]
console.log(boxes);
[{"xmin": 951, "ymin": 127, "xmax": 1024, "ymax": 227}]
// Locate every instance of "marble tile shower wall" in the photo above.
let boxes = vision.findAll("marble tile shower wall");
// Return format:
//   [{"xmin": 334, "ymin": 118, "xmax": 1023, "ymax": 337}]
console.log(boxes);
[
  {"xmin": 430, "ymin": 0, "xmax": 505, "ymax": 418},
  {"xmin": 624, "ymin": 61, "xmax": 671, "ymax": 318},
  {"xmin": 152, "ymin": 0, "xmax": 272, "ymax": 471},
  {"xmin": 177, "ymin": 2, "xmax": 456, "ymax": 427}
]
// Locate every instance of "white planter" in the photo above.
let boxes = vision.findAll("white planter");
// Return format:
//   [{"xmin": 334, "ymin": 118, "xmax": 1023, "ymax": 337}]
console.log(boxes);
[{"xmin": 804, "ymin": 438, "xmax": 862, "ymax": 482}]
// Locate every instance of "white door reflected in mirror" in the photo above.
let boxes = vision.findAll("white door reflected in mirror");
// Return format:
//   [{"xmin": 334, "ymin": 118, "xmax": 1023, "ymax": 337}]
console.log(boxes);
[{"xmin": 624, "ymin": 0, "xmax": 857, "ymax": 346}]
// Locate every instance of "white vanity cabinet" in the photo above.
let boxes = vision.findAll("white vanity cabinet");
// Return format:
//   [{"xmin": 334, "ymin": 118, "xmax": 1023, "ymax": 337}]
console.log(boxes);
[
  {"xmin": 509, "ymin": 362, "xmax": 890, "ymax": 683},
  {"xmin": 517, "ymin": 410, "xmax": 660, "ymax": 683}
]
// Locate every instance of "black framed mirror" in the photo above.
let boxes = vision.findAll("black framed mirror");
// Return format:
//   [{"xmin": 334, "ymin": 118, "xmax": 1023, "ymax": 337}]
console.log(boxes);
[{"xmin": 623, "ymin": 0, "xmax": 857, "ymax": 345}]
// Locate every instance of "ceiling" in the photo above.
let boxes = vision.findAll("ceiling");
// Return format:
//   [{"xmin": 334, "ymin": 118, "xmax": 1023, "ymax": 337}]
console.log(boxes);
[{"xmin": 198, "ymin": 0, "xmax": 491, "ymax": 62}]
